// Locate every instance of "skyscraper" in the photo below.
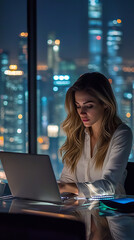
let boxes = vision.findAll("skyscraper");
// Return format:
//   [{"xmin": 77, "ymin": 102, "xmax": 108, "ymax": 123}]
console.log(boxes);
[
  {"xmin": 0, "ymin": 50, "xmax": 9, "ymax": 149},
  {"xmin": 88, "ymin": 0, "xmax": 103, "ymax": 72},
  {"xmin": 3, "ymin": 65, "xmax": 26, "ymax": 152},
  {"xmin": 107, "ymin": 19, "xmax": 124, "ymax": 116},
  {"xmin": 47, "ymin": 33, "xmax": 60, "ymax": 74},
  {"xmin": 18, "ymin": 32, "xmax": 28, "ymax": 75}
]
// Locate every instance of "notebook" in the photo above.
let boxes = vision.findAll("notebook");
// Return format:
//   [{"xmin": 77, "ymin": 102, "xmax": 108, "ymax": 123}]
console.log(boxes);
[{"xmin": 0, "ymin": 152, "xmax": 65, "ymax": 204}]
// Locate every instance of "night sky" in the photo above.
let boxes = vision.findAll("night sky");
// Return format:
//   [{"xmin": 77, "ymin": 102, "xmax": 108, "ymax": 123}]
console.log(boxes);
[{"xmin": 0, "ymin": 0, "xmax": 134, "ymax": 64}]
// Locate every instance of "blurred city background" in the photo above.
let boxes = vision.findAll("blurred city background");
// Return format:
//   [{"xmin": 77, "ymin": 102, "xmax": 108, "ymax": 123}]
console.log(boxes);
[{"xmin": 0, "ymin": 0, "xmax": 134, "ymax": 180}]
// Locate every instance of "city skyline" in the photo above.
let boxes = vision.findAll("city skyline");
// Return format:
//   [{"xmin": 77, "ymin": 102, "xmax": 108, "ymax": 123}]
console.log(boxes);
[
  {"xmin": 0, "ymin": 0, "xmax": 134, "ymax": 64},
  {"xmin": 0, "ymin": 0, "xmax": 134, "ymax": 180}
]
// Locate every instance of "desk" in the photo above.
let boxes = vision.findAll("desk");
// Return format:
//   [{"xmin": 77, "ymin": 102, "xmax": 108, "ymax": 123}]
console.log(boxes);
[{"xmin": 0, "ymin": 195, "xmax": 134, "ymax": 240}]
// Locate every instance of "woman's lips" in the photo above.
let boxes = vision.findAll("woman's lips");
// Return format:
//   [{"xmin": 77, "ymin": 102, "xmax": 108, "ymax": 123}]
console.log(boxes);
[{"xmin": 82, "ymin": 119, "xmax": 89, "ymax": 122}]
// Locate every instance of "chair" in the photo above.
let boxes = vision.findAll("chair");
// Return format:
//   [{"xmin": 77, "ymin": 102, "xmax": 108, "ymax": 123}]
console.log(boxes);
[
  {"xmin": 125, "ymin": 162, "xmax": 134, "ymax": 195},
  {"xmin": 0, "ymin": 212, "xmax": 86, "ymax": 240}
]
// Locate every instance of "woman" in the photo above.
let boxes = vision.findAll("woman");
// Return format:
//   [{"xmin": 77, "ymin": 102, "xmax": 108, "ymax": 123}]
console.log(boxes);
[{"xmin": 59, "ymin": 72, "xmax": 133, "ymax": 198}]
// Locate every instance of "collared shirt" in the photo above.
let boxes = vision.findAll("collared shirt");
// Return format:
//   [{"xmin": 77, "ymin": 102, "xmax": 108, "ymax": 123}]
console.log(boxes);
[{"xmin": 60, "ymin": 123, "xmax": 133, "ymax": 198}]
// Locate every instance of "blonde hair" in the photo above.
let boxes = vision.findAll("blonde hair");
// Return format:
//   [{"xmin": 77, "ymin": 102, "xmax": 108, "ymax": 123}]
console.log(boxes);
[{"xmin": 60, "ymin": 72, "xmax": 122, "ymax": 172}]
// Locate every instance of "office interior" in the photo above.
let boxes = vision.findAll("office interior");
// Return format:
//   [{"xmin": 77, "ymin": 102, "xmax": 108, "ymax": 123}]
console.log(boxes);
[{"xmin": 0, "ymin": 0, "xmax": 134, "ymax": 239}]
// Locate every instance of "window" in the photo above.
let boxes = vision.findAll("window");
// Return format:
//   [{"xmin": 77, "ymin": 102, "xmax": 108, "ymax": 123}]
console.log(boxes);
[
  {"xmin": 0, "ymin": 0, "xmax": 27, "ymax": 180},
  {"xmin": 37, "ymin": 0, "xmax": 134, "ymax": 180},
  {"xmin": 0, "ymin": 0, "xmax": 134, "ymax": 182}
]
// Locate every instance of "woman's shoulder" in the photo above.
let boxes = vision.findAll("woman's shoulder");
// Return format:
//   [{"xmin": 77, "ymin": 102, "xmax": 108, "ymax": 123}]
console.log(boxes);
[
  {"xmin": 113, "ymin": 122, "xmax": 133, "ymax": 140},
  {"xmin": 116, "ymin": 122, "xmax": 132, "ymax": 132}
]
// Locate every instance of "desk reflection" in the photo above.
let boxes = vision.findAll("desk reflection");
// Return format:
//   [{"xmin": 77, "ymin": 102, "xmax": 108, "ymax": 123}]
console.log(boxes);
[
  {"xmin": 72, "ymin": 206, "xmax": 134, "ymax": 240},
  {"xmin": 0, "ymin": 196, "xmax": 134, "ymax": 240}
]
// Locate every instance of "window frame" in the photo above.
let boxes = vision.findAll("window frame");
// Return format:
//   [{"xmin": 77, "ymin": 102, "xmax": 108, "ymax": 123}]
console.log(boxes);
[{"xmin": 27, "ymin": 0, "xmax": 37, "ymax": 154}]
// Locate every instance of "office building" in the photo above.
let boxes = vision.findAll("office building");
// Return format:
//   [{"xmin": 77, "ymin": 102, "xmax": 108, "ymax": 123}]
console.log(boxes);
[
  {"xmin": 122, "ymin": 60, "xmax": 134, "ymax": 129},
  {"xmin": 47, "ymin": 33, "xmax": 60, "ymax": 74},
  {"xmin": 3, "ymin": 65, "xmax": 26, "ymax": 152},
  {"xmin": 0, "ymin": 50, "xmax": 9, "ymax": 149},
  {"xmin": 36, "ymin": 69, "xmax": 50, "ymax": 155},
  {"xmin": 18, "ymin": 32, "xmax": 28, "ymax": 75},
  {"xmin": 107, "ymin": 19, "xmax": 124, "ymax": 116},
  {"xmin": 46, "ymin": 74, "xmax": 71, "ymax": 178},
  {"xmin": 88, "ymin": 0, "xmax": 103, "ymax": 72}
]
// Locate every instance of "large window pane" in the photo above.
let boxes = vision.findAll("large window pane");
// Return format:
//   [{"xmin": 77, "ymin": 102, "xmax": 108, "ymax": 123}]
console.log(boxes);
[
  {"xmin": 0, "ymin": 0, "xmax": 28, "ymax": 180},
  {"xmin": 37, "ymin": 0, "xmax": 134, "ymax": 180}
]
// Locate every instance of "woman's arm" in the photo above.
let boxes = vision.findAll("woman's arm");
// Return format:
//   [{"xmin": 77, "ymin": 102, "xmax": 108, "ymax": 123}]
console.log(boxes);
[
  {"xmin": 58, "ymin": 182, "xmax": 78, "ymax": 195},
  {"xmin": 59, "ymin": 163, "xmax": 78, "ymax": 195}
]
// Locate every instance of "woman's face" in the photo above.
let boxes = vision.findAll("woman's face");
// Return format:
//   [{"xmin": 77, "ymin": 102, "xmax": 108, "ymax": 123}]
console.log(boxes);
[{"xmin": 75, "ymin": 90, "xmax": 105, "ymax": 128}]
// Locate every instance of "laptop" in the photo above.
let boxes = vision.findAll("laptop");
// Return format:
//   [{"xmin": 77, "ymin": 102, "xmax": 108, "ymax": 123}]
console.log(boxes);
[{"xmin": 0, "ymin": 152, "xmax": 65, "ymax": 204}]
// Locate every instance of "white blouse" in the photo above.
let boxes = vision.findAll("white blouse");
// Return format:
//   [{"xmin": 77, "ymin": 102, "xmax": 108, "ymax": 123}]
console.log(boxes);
[{"xmin": 60, "ymin": 123, "xmax": 133, "ymax": 197}]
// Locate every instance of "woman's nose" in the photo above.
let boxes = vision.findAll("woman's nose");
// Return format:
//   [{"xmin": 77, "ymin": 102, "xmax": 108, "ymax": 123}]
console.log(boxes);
[{"xmin": 80, "ymin": 107, "xmax": 86, "ymax": 114}]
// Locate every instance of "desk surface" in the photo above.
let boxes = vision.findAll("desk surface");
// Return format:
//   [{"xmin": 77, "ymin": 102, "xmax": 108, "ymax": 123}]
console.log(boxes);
[{"xmin": 0, "ymin": 195, "xmax": 134, "ymax": 239}]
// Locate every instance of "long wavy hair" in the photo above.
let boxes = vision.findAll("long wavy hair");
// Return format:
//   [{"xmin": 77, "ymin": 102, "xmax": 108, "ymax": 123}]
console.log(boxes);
[{"xmin": 59, "ymin": 72, "xmax": 122, "ymax": 172}]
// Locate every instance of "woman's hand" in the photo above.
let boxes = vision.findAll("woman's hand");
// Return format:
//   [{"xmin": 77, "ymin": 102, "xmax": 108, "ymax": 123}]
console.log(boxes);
[{"xmin": 58, "ymin": 182, "xmax": 78, "ymax": 195}]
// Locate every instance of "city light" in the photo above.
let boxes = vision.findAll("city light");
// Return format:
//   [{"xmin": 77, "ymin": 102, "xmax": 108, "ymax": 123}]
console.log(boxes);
[
  {"xmin": 53, "ymin": 75, "xmax": 70, "ymax": 80},
  {"xmin": 22, "ymin": 45, "xmax": 27, "ymax": 55},
  {"xmin": 9, "ymin": 65, "xmax": 17, "ymax": 70},
  {"xmin": 113, "ymin": 66, "xmax": 119, "ymax": 72},
  {"xmin": 37, "ymin": 75, "xmax": 42, "ymax": 81},
  {"xmin": 0, "ymin": 127, "xmax": 4, "ymax": 134},
  {"xmin": 53, "ymin": 75, "xmax": 71, "ymax": 86},
  {"xmin": 37, "ymin": 136, "xmax": 49, "ymax": 150},
  {"xmin": 53, "ymin": 45, "xmax": 59, "ymax": 52},
  {"xmin": 19, "ymin": 32, "xmax": 28, "ymax": 37},
  {"xmin": 122, "ymin": 67, "xmax": 134, "ymax": 72},
  {"xmin": 113, "ymin": 20, "xmax": 117, "ymax": 24},
  {"xmin": 37, "ymin": 65, "xmax": 48, "ymax": 71},
  {"xmin": 55, "ymin": 39, "xmax": 60, "ymax": 45},
  {"xmin": 117, "ymin": 19, "xmax": 122, "ymax": 24},
  {"xmin": 126, "ymin": 113, "xmax": 131, "ymax": 118},
  {"xmin": 108, "ymin": 30, "xmax": 122, "ymax": 36},
  {"xmin": 40, "ymin": 144, "xmax": 49, "ymax": 150},
  {"xmin": 37, "ymin": 137, "xmax": 44, "ymax": 144},
  {"xmin": 106, "ymin": 41, "xmax": 112, "ymax": 46},
  {"xmin": 124, "ymin": 93, "xmax": 132, "ymax": 99},
  {"xmin": 89, "ymin": 29, "xmax": 102, "ymax": 34},
  {"xmin": 18, "ymin": 114, "xmax": 23, "ymax": 119},
  {"xmin": 113, "ymin": 19, "xmax": 122, "ymax": 25},
  {"xmin": 4, "ymin": 70, "xmax": 24, "ymax": 76},
  {"xmin": 54, "ymin": 80, "xmax": 70, "ymax": 86},
  {"xmin": 59, "ymin": 75, "xmax": 64, "ymax": 80},
  {"xmin": 53, "ymin": 75, "xmax": 59, "ymax": 80},
  {"xmin": 3, "ymin": 101, "xmax": 8, "ymax": 106},
  {"xmin": 47, "ymin": 39, "xmax": 53, "ymax": 45},
  {"xmin": 47, "ymin": 125, "xmax": 59, "ymax": 137},
  {"xmin": 17, "ymin": 128, "xmax": 22, "ymax": 134},
  {"xmin": 96, "ymin": 35, "xmax": 101, "ymax": 40},
  {"xmin": 9, "ymin": 137, "xmax": 14, "ymax": 142},
  {"xmin": 0, "ymin": 136, "xmax": 4, "ymax": 146},
  {"xmin": 90, "ymin": 0, "xmax": 96, "ymax": 6},
  {"xmin": 53, "ymin": 87, "xmax": 58, "ymax": 92}
]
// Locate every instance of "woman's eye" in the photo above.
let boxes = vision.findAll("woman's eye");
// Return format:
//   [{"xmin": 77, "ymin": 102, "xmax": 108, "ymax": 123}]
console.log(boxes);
[
  {"xmin": 76, "ymin": 105, "xmax": 81, "ymax": 109},
  {"xmin": 76, "ymin": 105, "xmax": 93, "ymax": 109},
  {"xmin": 87, "ymin": 105, "xmax": 93, "ymax": 109}
]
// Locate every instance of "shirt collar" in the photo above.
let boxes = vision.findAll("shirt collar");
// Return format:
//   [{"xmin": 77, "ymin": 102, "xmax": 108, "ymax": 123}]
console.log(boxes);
[{"xmin": 84, "ymin": 128, "xmax": 90, "ymax": 136}]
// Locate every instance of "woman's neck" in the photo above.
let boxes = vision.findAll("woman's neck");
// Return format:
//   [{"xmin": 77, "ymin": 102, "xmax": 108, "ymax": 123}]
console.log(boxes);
[{"xmin": 88, "ymin": 126, "xmax": 101, "ymax": 141}]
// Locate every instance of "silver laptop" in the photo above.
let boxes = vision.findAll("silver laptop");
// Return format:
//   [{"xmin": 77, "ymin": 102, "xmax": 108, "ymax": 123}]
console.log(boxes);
[{"xmin": 0, "ymin": 152, "xmax": 63, "ymax": 203}]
